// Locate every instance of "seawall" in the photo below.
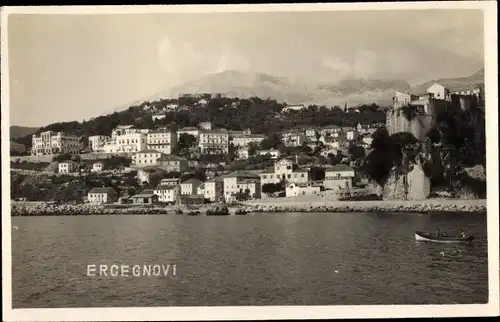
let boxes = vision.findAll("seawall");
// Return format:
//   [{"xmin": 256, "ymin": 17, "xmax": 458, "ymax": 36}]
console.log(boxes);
[{"xmin": 242, "ymin": 198, "xmax": 487, "ymax": 214}]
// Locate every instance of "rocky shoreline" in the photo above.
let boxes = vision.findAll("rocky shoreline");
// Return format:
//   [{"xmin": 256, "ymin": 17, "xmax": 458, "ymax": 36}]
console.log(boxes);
[{"xmin": 10, "ymin": 199, "xmax": 487, "ymax": 216}]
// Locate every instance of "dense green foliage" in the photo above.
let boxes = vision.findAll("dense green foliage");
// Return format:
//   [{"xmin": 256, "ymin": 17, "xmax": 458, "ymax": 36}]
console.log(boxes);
[{"xmin": 13, "ymin": 96, "xmax": 385, "ymax": 148}]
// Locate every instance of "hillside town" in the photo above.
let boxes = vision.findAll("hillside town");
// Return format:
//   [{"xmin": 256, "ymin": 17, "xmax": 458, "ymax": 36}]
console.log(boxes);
[{"xmin": 10, "ymin": 80, "xmax": 485, "ymax": 210}]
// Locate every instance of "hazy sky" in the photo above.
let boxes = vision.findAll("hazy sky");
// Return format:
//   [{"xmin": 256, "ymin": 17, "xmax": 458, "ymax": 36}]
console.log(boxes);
[{"xmin": 8, "ymin": 9, "xmax": 484, "ymax": 126}]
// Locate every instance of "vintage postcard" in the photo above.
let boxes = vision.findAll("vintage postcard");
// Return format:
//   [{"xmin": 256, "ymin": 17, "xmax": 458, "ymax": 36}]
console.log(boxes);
[{"xmin": 2, "ymin": 2, "xmax": 499, "ymax": 321}]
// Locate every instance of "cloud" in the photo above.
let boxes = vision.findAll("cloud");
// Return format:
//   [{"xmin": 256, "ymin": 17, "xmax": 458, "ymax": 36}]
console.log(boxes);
[{"xmin": 157, "ymin": 37, "xmax": 250, "ymax": 84}]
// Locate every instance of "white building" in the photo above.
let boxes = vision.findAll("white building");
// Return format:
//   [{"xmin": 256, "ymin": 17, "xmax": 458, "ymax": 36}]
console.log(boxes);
[
  {"xmin": 198, "ymin": 177, "xmax": 224, "ymax": 202},
  {"xmin": 259, "ymin": 158, "xmax": 309, "ymax": 186},
  {"xmin": 346, "ymin": 130, "xmax": 358, "ymax": 141},
  {"xmin": 180, "ymin": 178, "xmax": 202, "ymax": 195},
  {"xmin": 31, "ymin": 131, "xmax": 82, "ymax": 155},
  {"xmin": 223, "ymin": 170, "xmax": 261, "ymax": 202},
  {"xmin": 282, "ymin": 104, "xmax": 306, "ymax": 112},
  {"xmin": 131, "ymin": 150, "xmax": 163, "ymax": 167},
  {"xmin": 305, "ymin": 128, "xmax": 318, "ymax": 138},
  {"xmin": 285, "ymin": 182, "xmax": 321, "ymax": 197},
  {"xmin": 324, "ymin": 164, "xmax": 355, "ymax": 191},
  {"xmin": 198, "ymin": 122, "xmax": 213, "ymax": 131},
  {"xmin": 426, "ymin": 83, "xmax": 451, "ymax": 101},
  {"xmin": 362, "ymin": 136, "xmax": 373, "ymax": 146},
  {"xmin": 91, "ymin": 161, "xmax": 105, "ymax": 173},
  {"xmin": 231, "ymin": 134, "xmax": 266, "ymax": 148},
  {"xmin": 58, "ymin": 160, "xmax": 79, "ymax": 173},
  {"xmin": 257, "ymin": 149, "xmax": 281, "ymax": 159},
  {"xmin": 114, "ymin": 132, "xmax": 147, "ymax": 153},
  {"xmin": 88, "ymin": 135, "xmax": 111, "ymax": 152},
  {"xmin": 87, "ymin": 187, "xmax": 118, "ymax": 204},
  {"xmin": 154, "ymin": 184, "xmax": 180, "ymax": 204},
  {"xmin": 199, "ymin": 131, "xmax": 230, "ymax": 154},
  {"xmin": 147, "ymin": 128, "xmax": 177, "ymax": 155},
  {"xmin": 152, "ymin": 114, "xmax": 166, "ymax": 121},
  {"xmin": 111, "ymin": 125, "xmax": 135, "ymax": 142}
]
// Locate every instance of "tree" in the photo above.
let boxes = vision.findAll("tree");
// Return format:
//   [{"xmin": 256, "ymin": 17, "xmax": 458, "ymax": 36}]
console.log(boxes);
[
  {"xmin": 177, "ymin": 133, "xmax": 197, "ymax": 151},
  {"xmin": 310, "ymin": 167, "xmax": 326, "ymax": 181},
  {"xmin": 247, "ymin": 142, "xmax": 258, "ymax": 156},
  {"xmin": 348, "ymin": 143, "xmax": 366, "ymax": 160},
  {"xmin": 260, "ymin": 133, "xmax": 281, "ymax": 150}
]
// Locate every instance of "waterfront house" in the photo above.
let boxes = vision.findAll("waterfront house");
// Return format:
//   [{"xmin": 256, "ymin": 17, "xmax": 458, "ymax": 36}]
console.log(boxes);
[
  {"xmin": 285, "ymin": 182, "xmax": 321, "ymax": 197},
  {"xmin": 153, "ymin": 184, "xmax": 180, "ymax": 204},
  {"xmin": 223, "ymin": 170, "xmax": 261, "ymax": 202},
  {"xmin": 157, "ymin": 154, "xmax": 188, "ymax": 173},
  {"xmin": 180, "ymin": 178, "xmax": 202, "ymax": 195},
  {"xmin": 259, "ymin": 158, "xmax": 309, "ymax": 186},
  {"xmin": 58, "ymin": 160, "xmax": 79, "ymax": 173},
  {"xmin": 87, "ymin": 187, "xmax": 118, "ymax": 204},
  {"xmin": 91, "ymin": 161, "xmax": 105, "ymax": 173},
  {"xmin": 324, "ymin": 164, "xmax": 355, "ymax": 191},
  {"xmin": 130, "ymin": 190, "xmax": 159, "ymax": 204},
  {"xmin": 199, "ymin": 177, "xmax": 224, "ymax": 202}
]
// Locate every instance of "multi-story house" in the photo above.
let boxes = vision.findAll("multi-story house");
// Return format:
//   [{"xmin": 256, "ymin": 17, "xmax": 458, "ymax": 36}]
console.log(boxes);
[
  {"xmin": 259, "ymin": 158, "xmax": 309, "ymax": 186},
  {"xmin": 237, "ymin": 147, "xmax": 250, "ymax": 160},
  {"xmin": 223, "ymin": 170, "xmax": 261, "ymax": 202},
  {"xmin": 157, "ymin": 154, "xmax": 188, "ymax": 172},
  {"xmin": 88, "ymin": 135, "xmax": 111, "ymax": 152},
  {"xmin": 114, "ymin": 132, "xmax": 147, "ymax": 153},
  {"xmin": 180, "ymin": 178, "xmax": 202, "ymax": 195},
  {"xmin": 199, "ymin": 131, "xmax": 230, "ymax": 154},
  {"xmin": 110, "ymin": 125, "xmax": 135, "ymax": 142},
  {"xmin": 87, "ymin": 187, "xmax": 118, "ymax": 204},
  {"xmin": 58, "ymin": 160, "xmax": 79, "ymax": 173},
  {"xmin": 324, "ymin": 164, "xmax": 355, "ymax": 191},
  {"xmin": 197, "ymin": 177, "xmax": 224, "ymax": 202},
  {"xmin": 154, "ymin": 180, "xmax": 181, "ymax": 204},
  {"xmin": 31, "ymin": 131, "xmax": 82, "ymax": 155},
  {"xmin": 147, "ymin": 128, "xmax": 177, "ymax": 155},
  {"xmin": 231, "ymin": 134, "xmax": 266, "ymax": 148},
  {"xmin": 132, "ymin": 150, "xmax": 163, "ymax": 167}
]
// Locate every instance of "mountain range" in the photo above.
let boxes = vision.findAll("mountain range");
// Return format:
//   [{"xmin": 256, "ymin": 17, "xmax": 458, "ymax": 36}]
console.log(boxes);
[{"xmin": 126, "ymin": 68, "xmax": 484, "ymax": 110}]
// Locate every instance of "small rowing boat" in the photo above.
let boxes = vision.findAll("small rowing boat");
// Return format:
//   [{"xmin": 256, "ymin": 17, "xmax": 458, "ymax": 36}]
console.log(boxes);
[{"xmin": 415, "ymin": 231, "xmax": 474, "ymax": 244}]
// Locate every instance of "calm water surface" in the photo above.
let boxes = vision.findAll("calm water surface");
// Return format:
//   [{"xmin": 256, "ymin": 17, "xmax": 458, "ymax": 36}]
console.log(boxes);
[{"xmin": 12, "ymin": 212, "xmax": 488, "ymax": 307}]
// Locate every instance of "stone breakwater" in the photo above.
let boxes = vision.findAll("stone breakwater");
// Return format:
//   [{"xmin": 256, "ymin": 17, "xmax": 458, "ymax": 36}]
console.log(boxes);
[
  {"xmin": 242, "ymin": 199, "xmax": 487, "ymax": 214},
  {"xmin": 11, "ymin": 204, "xmax": 178, "ymax": 216}
]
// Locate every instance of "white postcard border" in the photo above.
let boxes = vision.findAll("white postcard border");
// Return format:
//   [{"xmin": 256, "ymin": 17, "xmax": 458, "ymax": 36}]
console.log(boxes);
[{"xmin": 2, "ymin": 2, "xmax": 499, "ymax": 321}]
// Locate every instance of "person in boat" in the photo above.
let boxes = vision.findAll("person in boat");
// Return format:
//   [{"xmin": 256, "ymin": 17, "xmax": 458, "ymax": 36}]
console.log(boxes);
[
  {"xmin": 436, "ymin": 228, "xmax": 441, "ymax": 240},
  {"xmin": 460, "ymin": 230, "xmax": 466, "ymax": 238}
]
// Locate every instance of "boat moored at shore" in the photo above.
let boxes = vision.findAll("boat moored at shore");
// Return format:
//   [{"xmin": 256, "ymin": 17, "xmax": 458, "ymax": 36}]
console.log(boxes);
[{"xmin": 415, "ymin": 231, "xmax": 475, "ymax": 244}]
